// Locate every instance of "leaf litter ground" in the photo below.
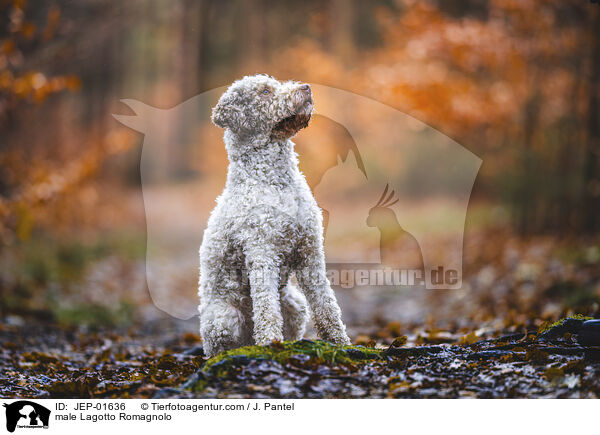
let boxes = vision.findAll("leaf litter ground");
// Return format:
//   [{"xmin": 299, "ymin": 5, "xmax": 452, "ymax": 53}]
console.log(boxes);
[{"xmin": 1, "ymin": 316, "xmax": 599, "ymax": 398}]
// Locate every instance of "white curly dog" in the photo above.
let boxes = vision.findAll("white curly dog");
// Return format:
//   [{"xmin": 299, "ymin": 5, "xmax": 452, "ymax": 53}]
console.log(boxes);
[{"xmin": 199, "ymin": 74, "xmax": 350, "ymax": 357}]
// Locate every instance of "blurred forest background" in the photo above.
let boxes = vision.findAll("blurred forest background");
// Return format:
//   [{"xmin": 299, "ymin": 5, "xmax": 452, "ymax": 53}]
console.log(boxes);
[{"xmin": 1, "ymin": 0, "xmax": 600, "ymax": 336}]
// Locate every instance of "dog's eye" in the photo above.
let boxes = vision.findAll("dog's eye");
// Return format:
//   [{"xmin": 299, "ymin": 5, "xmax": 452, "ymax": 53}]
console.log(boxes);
[{"xmin": 262, "ymin": 88, "xmax": 270, "ymax": 95}]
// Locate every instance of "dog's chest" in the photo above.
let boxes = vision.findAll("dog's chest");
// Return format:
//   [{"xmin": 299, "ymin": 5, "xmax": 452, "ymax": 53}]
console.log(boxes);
[
  {"xmin": 225, "ymin": 183, "xmax": 311, "ymax": 245},
  {"xmin": 252, "ymin": 184, "xmax": 306, "ymax": 227}
]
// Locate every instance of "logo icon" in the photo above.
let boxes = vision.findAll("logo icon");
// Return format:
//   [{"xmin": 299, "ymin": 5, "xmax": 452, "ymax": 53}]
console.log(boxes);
[
  {"xmin": 113, "ymin": 84, "xmax": 481, "ymax": 318},
  {"xmin": 3, "ymin": 401, "xmax": 50, "ymax": 433}
]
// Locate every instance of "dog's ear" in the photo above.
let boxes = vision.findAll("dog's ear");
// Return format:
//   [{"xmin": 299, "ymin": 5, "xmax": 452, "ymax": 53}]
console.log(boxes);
[{"xmin": 212, "ymin": 91, "xmax": 238, "ymax": 129}]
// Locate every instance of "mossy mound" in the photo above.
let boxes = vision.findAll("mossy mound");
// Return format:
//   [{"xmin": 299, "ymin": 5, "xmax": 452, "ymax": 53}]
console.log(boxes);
[
  {"xmin": 202, "ymin": 339, "xmax": 382, "ymax": 376},
  {"xmin": 537, "ymin": 314, "xmax": 593, "ymax": 340}
]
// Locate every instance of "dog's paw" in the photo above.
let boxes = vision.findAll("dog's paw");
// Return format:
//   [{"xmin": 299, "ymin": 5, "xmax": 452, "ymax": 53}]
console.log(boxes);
[
  {"xmin": 324, "ymin": 332, "xmax": 351, "ymax": 346},
  {"xmin": 337, "ymin": 335, "xmax": 352, "ymax": 346}
]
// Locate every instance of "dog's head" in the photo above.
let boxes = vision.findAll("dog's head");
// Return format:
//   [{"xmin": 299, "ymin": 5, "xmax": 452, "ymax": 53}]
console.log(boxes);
[{"xmin": 212, "ymin": 74, "xmax": 313, "ymax": 140}]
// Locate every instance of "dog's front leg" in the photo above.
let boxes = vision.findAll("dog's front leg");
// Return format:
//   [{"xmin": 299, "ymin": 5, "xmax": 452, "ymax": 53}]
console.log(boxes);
[
  {"xmin": 296, "ymin": 251, "xmax": 350, "ymax": 345},
  {"xmin": 247, "ymin": 257, "xmax": 284, "ymax": 345}
]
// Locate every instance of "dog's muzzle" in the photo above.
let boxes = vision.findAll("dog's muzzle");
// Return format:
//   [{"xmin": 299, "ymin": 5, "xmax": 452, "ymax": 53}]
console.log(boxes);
[{"xmin": 270, "ymin": 84, "xmax": 313, "ymax": 140}]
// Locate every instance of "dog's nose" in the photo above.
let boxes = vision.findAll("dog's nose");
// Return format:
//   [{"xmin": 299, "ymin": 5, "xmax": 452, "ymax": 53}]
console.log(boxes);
[{"xmin": 300, "ymin": 84, "xmax": 311, "ymax": 94}]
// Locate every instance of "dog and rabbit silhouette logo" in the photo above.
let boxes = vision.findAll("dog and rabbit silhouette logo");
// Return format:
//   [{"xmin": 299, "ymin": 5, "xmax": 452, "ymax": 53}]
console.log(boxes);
[
  {"xmin": 113, "ymin": 84, "xmax": 481, "ymax": 319},
  {"xmin": 3, "ymin": 401, "xmax": 50, "ymax": 432}
]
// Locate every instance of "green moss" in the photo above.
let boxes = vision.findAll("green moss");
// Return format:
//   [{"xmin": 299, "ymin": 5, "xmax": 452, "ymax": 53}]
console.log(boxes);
[
  {"xmin": 191, "ymin": 378, "xmax": 208, "ymax": 393},
  {"xmin": 537, "ymin": 314, "xmax": 593, "ymax": 339},
  {"xmin": 539, "ymin": 314, "xmax": 592, "ymax": 333},
  {"xmin": 201, "ymin": 339, "xmax": 382, "ymax": 376}
]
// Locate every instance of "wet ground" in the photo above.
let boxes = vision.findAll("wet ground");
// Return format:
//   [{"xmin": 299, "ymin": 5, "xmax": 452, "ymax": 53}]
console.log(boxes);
[{"xmin": 1, "ymin": 316, "xmax": 599, "ymax": 399}]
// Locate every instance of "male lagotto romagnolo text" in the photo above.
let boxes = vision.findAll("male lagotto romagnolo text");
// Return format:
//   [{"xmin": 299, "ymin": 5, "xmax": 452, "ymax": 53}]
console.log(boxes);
[{"xmin": 199, "ymin": 74, "xmax": 350, "ymax": 357}]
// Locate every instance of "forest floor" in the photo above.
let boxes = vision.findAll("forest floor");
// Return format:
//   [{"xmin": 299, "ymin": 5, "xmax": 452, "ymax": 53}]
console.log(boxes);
[{"xmin": 1, "ymin": 315, "xmax": 599, "ymax": 399}]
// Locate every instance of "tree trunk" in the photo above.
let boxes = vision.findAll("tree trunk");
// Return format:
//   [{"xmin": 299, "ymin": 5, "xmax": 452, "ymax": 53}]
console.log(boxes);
[{"xmin": 582, "ymin": 10, "xmax": 600, "ymax": 233}]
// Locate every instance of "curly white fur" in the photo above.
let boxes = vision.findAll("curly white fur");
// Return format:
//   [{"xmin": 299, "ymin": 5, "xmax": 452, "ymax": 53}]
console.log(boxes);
[{"xmin": 198, "ymin": 74, "xmax": 350, "ymax": 357}]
